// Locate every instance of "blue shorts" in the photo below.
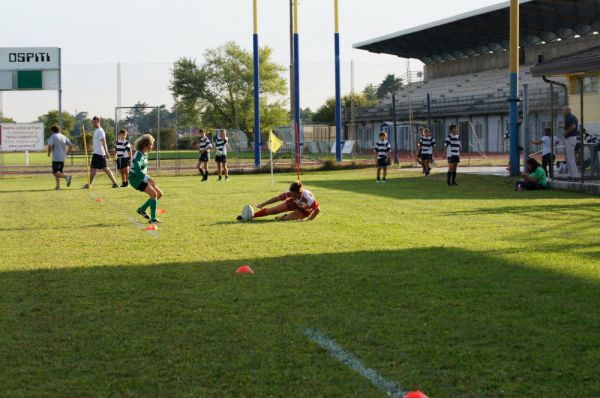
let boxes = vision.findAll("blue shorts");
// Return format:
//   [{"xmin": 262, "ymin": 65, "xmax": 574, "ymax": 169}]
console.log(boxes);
[
  {"xmin": 421, "ymin": 154, "xmax": 433, "ymax": 161},
  {"xmin": 215, "ymin": 154, "xmax": 227, "ymax": 163},
  {"xmin": 448, "ymin": 156, "xmax": 460, "ymax": 164},
  {"xmin": 199, "ymin": 151, "xmax": 209, "ymax": 162},
  {"xmin": 377, "ymin": 157, "xmax": 391, "ymax": 167},
  {"xmin": 116, "ymin": 157, "xmax": 130, "ymax": 169}
]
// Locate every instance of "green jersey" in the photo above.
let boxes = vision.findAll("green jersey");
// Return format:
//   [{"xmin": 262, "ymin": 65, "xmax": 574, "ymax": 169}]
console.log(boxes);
[
  {"xmin": 530, "ymin": 166, "xmax": 547, "ymax": 187},
  {"xmin": 129, "ymin": 151, "xmax": 149, "ymax": 188}
]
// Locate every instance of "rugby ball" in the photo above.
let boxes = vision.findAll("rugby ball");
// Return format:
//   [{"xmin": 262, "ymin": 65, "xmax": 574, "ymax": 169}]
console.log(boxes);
[{"xmin": 241, "ymin": 205, "xmax": 254, "ymax": 222}]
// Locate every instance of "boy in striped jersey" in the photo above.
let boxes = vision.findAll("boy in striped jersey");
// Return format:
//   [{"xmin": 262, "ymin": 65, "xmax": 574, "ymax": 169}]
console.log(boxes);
[
  {"xmin": 197, "ymin": 129, "xmax": 212, "ymax": 181},
  {"xmin": 215, "ymin": 129, "xmax": 229, "ymax": 181},
  {"xmin": 374, "ymin": 131, "xmax": 392, "ymax": 183},
  {"xmin": 418, "ymin": 128, "xmax": 435, "ymax": 176},
  {"xmin": 444, "ymin": 125, "xmax": 461, "ymax": 186},
  {"xmin": 114, "ymin": 129, "xmax": 132, "ymax": 187}
]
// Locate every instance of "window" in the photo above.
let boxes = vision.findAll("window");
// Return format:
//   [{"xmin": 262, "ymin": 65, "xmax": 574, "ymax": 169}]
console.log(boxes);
[{"xmin": 571, "ymin": 76, "xmax": 599, "ymax": 95}]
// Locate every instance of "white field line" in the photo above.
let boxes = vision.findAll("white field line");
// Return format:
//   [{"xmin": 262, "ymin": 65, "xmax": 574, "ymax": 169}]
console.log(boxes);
[{"xmin": 302, "ymin": 328, "xmax": 406, "ymax": 398}]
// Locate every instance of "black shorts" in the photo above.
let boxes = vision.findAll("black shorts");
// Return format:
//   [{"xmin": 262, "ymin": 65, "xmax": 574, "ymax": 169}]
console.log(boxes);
[
  {"xmin": 377, "ymin": 157, "xmax": 391, "ymax": 167},
  {"xmin": 420, "ymin": 154, "xmax": 433, "ymax": 161},
  {"xmin": 134, "ymin": 181, "xmax": 148, "ymax": 192},
  {"xmin": 91, "ymin": 154, "xmax": 107, "ymax": 169},
  {"xmin": 198, "ymin": 151, "xmax": 209, "ymax": 162},
  {"xmin": 448, "ymin": 156, "xmax": 460, "ymax": 164},
  {"xmin": 215, "ymin": 154, "xmax": 227, "ymax": 163},
  {"xmin": 52, "ymin": 161, "xmax": 64, "ymax": 174},
  {"xmin": 116, "ymin": 157, "xmax": 130, "ymax": 169}
]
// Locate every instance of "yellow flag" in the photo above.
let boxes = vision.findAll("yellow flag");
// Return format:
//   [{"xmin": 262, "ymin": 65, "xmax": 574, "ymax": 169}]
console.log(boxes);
[{"xmin": 269, "ymin": 130, "xmax": 283, "ymax": 153}]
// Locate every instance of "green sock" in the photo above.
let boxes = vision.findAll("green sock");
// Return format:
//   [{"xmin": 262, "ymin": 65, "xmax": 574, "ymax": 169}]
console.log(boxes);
[
  {"xmin": 150, "ymin": 199, "xmax": 158, "ymax": 220},
  {"xmin": 140, "ymin": 198, "xmax": 152, "ymax": 212}
]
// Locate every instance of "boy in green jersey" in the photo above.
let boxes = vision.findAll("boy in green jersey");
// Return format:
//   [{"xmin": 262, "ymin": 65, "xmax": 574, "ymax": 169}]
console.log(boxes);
[{"xmin": 130, "ymin": 134, "xmax": 164, "ymax": 224}]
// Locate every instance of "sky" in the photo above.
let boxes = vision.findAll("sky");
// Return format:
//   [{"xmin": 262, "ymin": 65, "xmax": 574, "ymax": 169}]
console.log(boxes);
[{"xmin": 1, "ymin": 0, "xmax": 504, "ymax": 123}]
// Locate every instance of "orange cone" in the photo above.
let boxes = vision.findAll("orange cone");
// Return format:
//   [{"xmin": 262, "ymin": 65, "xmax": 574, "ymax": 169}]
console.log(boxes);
[
  {"xmin": 157, "ymin": 209, "xmax": 167, "ymax": 215},
  {"xmin": 236, "ymin": 265, "xmax": 254, "ymax": 274},
  {"xmin": 95, "ymin": 197, "xmax": 103, "ymax": 203},
  {"xmin": 144, "ymin": 224, "xmax": 158, "ymax": 231},
  {"xmin": 405, "ymin": 391, "xmax": 428, "ymax": 398}
]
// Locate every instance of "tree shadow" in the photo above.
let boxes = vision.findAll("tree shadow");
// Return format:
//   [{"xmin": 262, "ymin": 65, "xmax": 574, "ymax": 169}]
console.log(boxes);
[
  {"xmin": 308, "ymin": 174, "xmax": 594, "ymax": 201},
  {"xmin": 1, "ymin": 248, "xmax": 599, "ymax": 397}
]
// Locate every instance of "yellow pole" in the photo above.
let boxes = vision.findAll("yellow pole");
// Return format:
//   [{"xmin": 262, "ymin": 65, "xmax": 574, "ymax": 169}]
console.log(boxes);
[
  {"xmin": 253, "ymin": 0, "xmax": 258, "ymax": 34},
  {"xmin": 81, "ymin": 126, "xmax": 92, "ymax": 191},
  {"xmin": 334, "ymin": 0, "xmax": 339, "ymax": 33},
  {"xmin": 294, "ymin": 0, "xmax": 298, "ymax": 34},
  {"xmin": 509, "ymin": 0, "xmax": 519, "ymax": 74}
]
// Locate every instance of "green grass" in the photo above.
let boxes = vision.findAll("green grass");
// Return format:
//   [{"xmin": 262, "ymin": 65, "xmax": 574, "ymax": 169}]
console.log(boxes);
[{"xmin": 1, "ymin": 169, "xmax": 599, "ymax": 397}]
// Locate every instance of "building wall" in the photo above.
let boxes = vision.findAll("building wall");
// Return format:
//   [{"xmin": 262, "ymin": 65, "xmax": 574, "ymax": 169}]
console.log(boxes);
[
  {"xmin": 567, "ymin": 72, "xmax": 600, "ymax": 134},
  {"xmin": 425, "ymin": 34, "xmax": 600, "ymax": 80}
]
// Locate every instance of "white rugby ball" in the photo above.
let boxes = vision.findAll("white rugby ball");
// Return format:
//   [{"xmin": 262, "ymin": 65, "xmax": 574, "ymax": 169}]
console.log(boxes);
[{"xmin": 241, "ymin": 205, "xmax": 254, "ymax": 222}]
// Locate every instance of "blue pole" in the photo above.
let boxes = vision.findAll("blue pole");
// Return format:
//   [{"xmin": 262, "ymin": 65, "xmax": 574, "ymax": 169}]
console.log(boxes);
[
  {"xmin": 293, "ymin": 4, "xmax": 301, "ymax": 175},
  {"xmin": 392, "ymin": 93, "xmax": 399, "ymax": 164},
  {"xmin": 253, "ymin": 33, "xmax": 261, "ymax": 167},
  {"xmin": 253, "ymin": 0, "xmax": 261, "ymax": 167},
  {"xmin": 334, "ymin": 0, "xmax": 342, "ymax": 162},
  {"xmin": 509, "ymin": 0, "xmax": 520, "ymax": 176}
]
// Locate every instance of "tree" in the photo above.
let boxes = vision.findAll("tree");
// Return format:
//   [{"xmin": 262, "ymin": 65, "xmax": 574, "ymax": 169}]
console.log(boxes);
[
  {"xmin": 170, "ymin": 41, "xmax": 288, "ymax": 142},
  {"xmin": 38, "ymin": 110, "xmax": 75, "ymax": 140},
  {"xmin": 300, "ymin": 108, "xmax": 313, "ymax": 124},
  {"xmin": 362, "ymin": 84, "xmax": 378, "ymax": 102},
  {"xmin": 376, "ymin": 74, "xmax": 404, "ymax": 99},
  {"xmin": 313, "ymin": 94, "xmax": 374, "ymax": 124},
  {"xmin": 0, "ymin": 116, "xmax": 15, "ymax": 123}
]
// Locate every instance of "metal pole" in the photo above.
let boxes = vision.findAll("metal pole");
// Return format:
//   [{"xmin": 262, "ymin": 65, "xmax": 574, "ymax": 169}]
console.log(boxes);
[
  {"xmin": 550, "ymin": 83, "xmax": 555, "ymax": 179},
  {"xmin": 289, "ymin": 0, "xmax": 295, "ymax": 165},
  {"xmin": 427, "ymin": 92, "xmax": 432, "ymax": 131},
  {"xmin": 523, "ymin": 84, "xmax": 529, "ymax": 161},
  {"xmin": 156, "ymin": 107, "xmax": 160, "ymax": 174},
  {"xmin": 334, "ymin": 0, "xmax": 342, "ymax": 162},
  {"xmin": 115, "ymin": 107, "xmax": 118, "ymax": 175},
  {"xmin": 392, "ymin": 94, "xmax": 399, "ymax": 164},
  {"xmin": 580, "ymin": 78, "xmax": 585, "ymax": 185},
  {"xmin": 508, "ymin": 0, "xmax": 521, "ymax": 176},
  {"xmin": 253, "ymin": 0, "xmax": 261, "ymax": 167},
  {"xmin": 58, "ymin": 48, "xmax": 63, "ymax": 134},
  {"xmin": 293, "ymin": 0, "xmax": 301, "ymax": 179}
]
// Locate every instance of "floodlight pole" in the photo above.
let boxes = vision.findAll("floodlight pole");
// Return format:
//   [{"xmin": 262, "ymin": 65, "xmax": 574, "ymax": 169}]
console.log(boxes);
[
  {"xmin": 334, "ymin": 0, "xmax": 342, "ymax": 162},
  {"xmin": 58, "ymin": 48, "xmax": 63, "ymax": 133},
  {"xmin": 253, "ymin": 0, "xmax": 261, "ymax": 167},
  {"xmin": 508, "ymin": 0, "xmax": 521, "ymax": 176}
]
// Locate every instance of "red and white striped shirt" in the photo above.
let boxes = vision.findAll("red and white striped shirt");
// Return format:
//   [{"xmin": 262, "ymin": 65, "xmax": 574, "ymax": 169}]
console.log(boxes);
[{"xmin": 278, "ymin": 189, "xmax": 319, "ymax": 211}]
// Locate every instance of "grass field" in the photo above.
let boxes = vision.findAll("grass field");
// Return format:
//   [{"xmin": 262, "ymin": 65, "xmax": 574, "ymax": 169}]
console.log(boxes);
[{"xmin": 1, "ymin": 169, "xmax": 599, "ymax": 397}]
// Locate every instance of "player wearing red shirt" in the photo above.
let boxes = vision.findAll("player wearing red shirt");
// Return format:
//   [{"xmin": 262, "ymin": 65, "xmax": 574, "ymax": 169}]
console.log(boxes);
[{"xmin": 252, "ymin": 181, "xmax": 320, "ymax": 221}]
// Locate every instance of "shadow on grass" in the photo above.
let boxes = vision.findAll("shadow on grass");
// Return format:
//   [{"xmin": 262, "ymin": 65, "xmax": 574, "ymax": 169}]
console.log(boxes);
[
  {"xmin": 1, "ymin": 248, "xmax": 599, "ymax": 397},
  {"xmin": 308, "ymin": 174, "xmax": 593, "ymax": 201}
]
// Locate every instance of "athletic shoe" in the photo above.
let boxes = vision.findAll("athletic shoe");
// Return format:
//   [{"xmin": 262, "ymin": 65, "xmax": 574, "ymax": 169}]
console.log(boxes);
[
  {"xmin": 236, "ymin": 215, "xmax": 243, "ymax": 221},
  {"xmin": 381, "ymin": 180, "xmax": 387, "ymax": 184},
  {"xmin": 54, "ymin": 186, "xmax": 61, "ymax": 190},
  {"xmin": 376, "ymin": 180, "xmax": 381, "ymax": 183},
  {"xmin": 137, "ymin": 208, "xmax": 150, "ymax": 220},
  {"xmin": 82, "ymin": 184, "xmax": 90, "ymax": 189},
  {"xmin": 452, "ymin": 182, "xmax": 458, "ymax": 186},
  {"xmin": 112, "ymin": 183, "xmax": 119, "ymax": 188},
  {"xmin": 66, "ymin": 176, "xmax": 72, "ymax": 187},
  {"xmin": 121, "ymin": 182, "xmax": 129, "ymax": 188},
  {"xmin": 148, "ymin": 218, "xmax": 162, "ymax": 224}
]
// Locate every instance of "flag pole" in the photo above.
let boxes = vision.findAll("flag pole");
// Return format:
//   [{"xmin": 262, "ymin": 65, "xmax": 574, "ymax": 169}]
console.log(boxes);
[{"xmin": 270, "ymin": 130, "xmax": 274, "ymax": 184}]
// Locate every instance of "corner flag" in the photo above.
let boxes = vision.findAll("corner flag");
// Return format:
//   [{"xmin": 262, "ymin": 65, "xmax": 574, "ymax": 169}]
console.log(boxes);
[{"xmin": 268, "ymin": 130, "xmax": 283, "ymax": 153}]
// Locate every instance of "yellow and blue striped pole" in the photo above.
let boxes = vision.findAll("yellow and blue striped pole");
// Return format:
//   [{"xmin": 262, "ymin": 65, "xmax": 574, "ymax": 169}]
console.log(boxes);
[
  {"xmin": 253, "ymin": 0, "xmax": 261, "ymax": 167},
  {"xmin": 509, "ymin": 0, "xmax": 520, "ymax": 176},
  {"xmin": 293, "ymin": 0, "xmax": 301, "ymax": 179},
  {"xmin": 334, "ymin": 0, "xmax": 342, "ymax": 162}
]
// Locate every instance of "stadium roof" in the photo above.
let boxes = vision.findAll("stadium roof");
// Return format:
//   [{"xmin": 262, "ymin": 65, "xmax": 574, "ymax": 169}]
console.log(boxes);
[
  {"xmin": 532, "ymin": 45, "xmax": 600, "ymax": 76},
  {"xmin": 354, "ymin": 0, "xmax": 600, "ymax": 64}
]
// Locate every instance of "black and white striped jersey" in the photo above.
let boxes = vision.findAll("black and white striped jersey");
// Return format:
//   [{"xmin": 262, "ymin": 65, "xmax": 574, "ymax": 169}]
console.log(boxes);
[
  {"xmin": 215, "ymin": 137, "xmax": 228, "ymax": 155},
  {"xmin": 444, "ymin": 134, "xmax": 461, "ymax": 157},
  {"xmin": 374, "ymin": 140, "xmax": 391, "ymax": 159},
  {"xmin": 419, "ymin": 136, "xmax": 436, "ymax": 155},
  {"xmin": 199, "ymin": 136, "xmax": 212, "ymax": 152},
  {"xmin": 115, "ymin": 140, "xmax": 131, "ymax": 158}
]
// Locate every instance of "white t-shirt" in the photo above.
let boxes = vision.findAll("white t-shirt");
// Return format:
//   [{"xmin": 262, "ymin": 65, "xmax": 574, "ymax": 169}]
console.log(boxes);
[
  {"xmin": 93, "ymin": 128, "xmax": 106, "ymax": 155},
  {"xmin": 541, "ymin": 136, "xmax": 554, "ymax": 156}
]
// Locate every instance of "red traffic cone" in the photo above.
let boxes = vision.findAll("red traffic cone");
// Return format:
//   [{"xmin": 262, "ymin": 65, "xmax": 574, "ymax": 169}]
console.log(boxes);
[
  {"xmin": 95, "ymin": 197, "xmax": 103, "ymax": 203},
  {"xmin": 157, "ymin": 209, "xmax": 167, "ymax": 215},
  {"xmin": 405, "ymin": 391, "xmax": 428, "ymax": 398},
  {"xmin": 236, "ymin": 265, "xmax": 254, "ymax": 274},
  {"xmin": 144, "ymin": 224, "xmax": 158, "ymax": 231}
]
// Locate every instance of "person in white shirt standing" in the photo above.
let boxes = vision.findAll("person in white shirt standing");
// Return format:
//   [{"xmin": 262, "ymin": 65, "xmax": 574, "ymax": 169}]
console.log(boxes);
[
  {"xmin": 531, "ymin": 128, "xmax": 555, "ymax": 177},
  {"xmin": 83, "ymin": 116, "xmax": 119, "ymax": 188}
]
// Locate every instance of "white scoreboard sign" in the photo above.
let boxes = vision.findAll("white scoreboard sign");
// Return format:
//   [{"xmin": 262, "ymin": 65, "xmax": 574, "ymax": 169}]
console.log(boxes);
[
  {"xmin": 0, "ymin": 47, "xmax": 60, "ymax": 71},
  {"xmin": 0, "ymin": 123, "xmax": 45, "ymax": 151}
]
